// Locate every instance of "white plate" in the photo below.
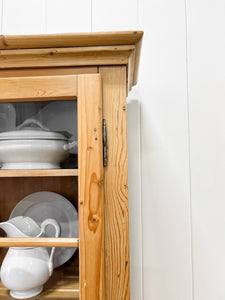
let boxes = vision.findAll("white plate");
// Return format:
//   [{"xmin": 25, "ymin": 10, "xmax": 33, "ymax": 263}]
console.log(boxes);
[{"xmin": 10, "ymin": 191, "xmax": 78, "ymax": 268}]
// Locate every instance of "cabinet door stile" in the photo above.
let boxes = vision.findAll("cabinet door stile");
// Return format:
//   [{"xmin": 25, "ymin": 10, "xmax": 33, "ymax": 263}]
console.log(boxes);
[
  {"xmin": 78, "ymin": 74, "xmax": 105, "ymax": 300},
  {"xmin": 99, "ymin": 66, "xmax": 130, "ymax": 300}
]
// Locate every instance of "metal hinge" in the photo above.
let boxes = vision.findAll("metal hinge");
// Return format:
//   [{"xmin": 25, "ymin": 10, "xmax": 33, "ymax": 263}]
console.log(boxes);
[{"xmin": 102, "ymin": 119, "xmax": 107, "ymax": 167}]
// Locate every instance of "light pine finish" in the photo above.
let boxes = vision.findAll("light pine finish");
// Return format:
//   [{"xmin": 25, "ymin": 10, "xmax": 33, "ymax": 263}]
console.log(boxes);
[
  {"xmin": 99, "ymin": 66, "xmax": 130, "ymax": 300},
  {"xmin": 0, "ymin": 46, "xmax": 134, "ymax": 70},
  {"xmin": 0, "ymin": 31, "xmax": 143, "ymax": 49},
  {"xmin": 0, "ymin": 238, "xmax": 79, "ymax": 248},
  {"xmin": 0, "ymin": 66, "xmax": 98, "ymax": 77},
  {"xmin": 78, "ymin": 74, "xmax": 105, "ymax": 300},
  {"xmin": 0, "ymin": 31, "xmax": 143, "ymax": 92},
  {"xmin": 0, "ymin": 288, "xmax": 79, "ymax": 300},
  {"xmin": 0, "ymin": 169, "xmax": 78, "ymax": 177},
  {"xmin": 0, "ymin": 32, "xmax": 143, "ymax": 299},
  {"xmin": 0, "ymin": 176, "xmax": 78, "ymax": 227},
  {"xmin": 0, "ymin": 75, "xmax": 77, "ymax": 102}
]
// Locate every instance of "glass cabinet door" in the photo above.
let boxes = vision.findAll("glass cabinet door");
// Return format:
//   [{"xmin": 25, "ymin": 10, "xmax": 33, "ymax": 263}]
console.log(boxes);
[{"xmin": 0, "ymin": 74, "xmax": 105, "ymax": 300}]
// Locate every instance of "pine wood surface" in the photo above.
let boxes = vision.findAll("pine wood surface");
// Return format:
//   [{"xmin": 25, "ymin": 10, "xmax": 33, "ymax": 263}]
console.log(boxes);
[
  {"xmin": 0, "ymin": 176, "xmax": 78, "ymax": 224},
  {"xmin": 78, "ymin": 74, "xmax": 105, "ymax": 300},
  {"xmin": 0, "ymin": 32, "xmax": 141, "ymax": 298},
  {"xmin": 0, "ymin": 46, "xmax": 133, "ymax": 70},
  {"xmin": 0, "ymin": 66, "xmax": 98, "ymax": 78},
  {"xmin": 0, "ymin": 238, "xmax": 79, "ymax": 248},
  {"xmin": 0, "ymin": 75, "xmax": 77, "ymax": 102},
  {"xmin": 0, "ymin": 169, "xmax": 78, "ymax": 177},
  {"xmin": 0, "ymin": 31, "xmax": 143, "ymax": 91},
  {"xmin": 99, "ymin": 66, "xmax": 130, "ymax": 300},
  {"xmin": 0, "ymin": 31, "xmax": 143, "ymax": 49}
]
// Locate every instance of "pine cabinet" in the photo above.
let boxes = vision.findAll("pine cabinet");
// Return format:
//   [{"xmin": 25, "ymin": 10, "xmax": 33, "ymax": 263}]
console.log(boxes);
[{"xmin": 0, "ymin": 31, "xmax": 143, "ymax": 300}]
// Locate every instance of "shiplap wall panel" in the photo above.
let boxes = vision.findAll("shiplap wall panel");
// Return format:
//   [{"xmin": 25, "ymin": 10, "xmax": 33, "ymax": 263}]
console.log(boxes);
[
  {"xmin": 187, "ymin": 0, "xmax": 225, "ymax": 299},
  {"xmin": 46, "ymin": 0, "xmax": 91, "ymax": 33},
  {"xmin": 2, "ymin": 0, "xmax": 46, "ymax": 35},
  {"xmin": 92, "ymin": 0, "xmax": 138, "ymax": 31},
  {"xmin": 127, "ymin": 92, "xmax": 143, "ymax": 300},
  {"xmin": 138, "ymin": 0, "xmax": 192, "ymax": 299},
  {"xmin": 0, "ymin": 0, "xmax": 2, "ymax": 34}
]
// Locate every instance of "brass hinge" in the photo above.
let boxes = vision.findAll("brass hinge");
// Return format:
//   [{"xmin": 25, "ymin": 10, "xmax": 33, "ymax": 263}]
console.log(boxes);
[{"xmin": 102, "ymin": 119, "xmax": 107, "ymax": 167}]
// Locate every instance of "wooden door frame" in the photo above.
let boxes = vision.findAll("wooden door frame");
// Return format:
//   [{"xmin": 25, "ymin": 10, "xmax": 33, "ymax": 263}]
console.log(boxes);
[{"xmin": 0, "ymin": 74, "xmax": 105, "ymax": 300}]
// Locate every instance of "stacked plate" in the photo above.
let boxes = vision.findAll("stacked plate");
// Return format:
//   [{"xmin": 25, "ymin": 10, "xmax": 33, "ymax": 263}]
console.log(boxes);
[{"xmin": 10, "ymin": 191, "xmax": 78, "ymax": 268}]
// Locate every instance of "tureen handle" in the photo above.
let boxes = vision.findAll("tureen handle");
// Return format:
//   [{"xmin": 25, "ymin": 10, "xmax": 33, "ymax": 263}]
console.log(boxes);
[
  {"xmin": 40, "ymin": 219, "xmax": 61, "ymax": 276},
  {"xmin": 64, "ymin": 141, "xmax": 78, "ymax": 151},
  {"xmin": 17, "ymin": 118, "xmax": 49, "ymax": 131}
]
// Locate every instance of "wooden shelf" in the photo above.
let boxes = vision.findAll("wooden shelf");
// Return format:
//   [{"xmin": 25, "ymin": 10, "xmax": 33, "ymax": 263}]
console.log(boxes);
[
  {"xmin": 0, "ymin": 258, "xmax": 79, "ymax": 299},
  {"xmin": 0, "ymin": 169, "xmax": 78, "ymax": 177}
]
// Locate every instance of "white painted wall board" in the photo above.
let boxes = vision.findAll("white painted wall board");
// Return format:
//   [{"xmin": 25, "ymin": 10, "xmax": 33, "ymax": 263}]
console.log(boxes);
[
  {"xmin": 127, "ymin": 92, "xmax": 143, "ymax": 300},
  {"xmin": 138, "ymin": 0, "xmax": 192, "ymax": 299},
  {"xmin": 2, "ymin": 0, "xmax": 46, "ymax": 35},
  {"xmin": 187, "ymin": 0, "xmax": 225, "ymax": 299},
  {"xmin": 46, "ymin": 0, "xmax": 91, "ymax": 33},
  {"xmin": 0, "ymin": 0, "xmax": 2, "ymax": 34},
  {"xmin": 92, "ymin": 0, "xmax": 138, "ymax": 31}
]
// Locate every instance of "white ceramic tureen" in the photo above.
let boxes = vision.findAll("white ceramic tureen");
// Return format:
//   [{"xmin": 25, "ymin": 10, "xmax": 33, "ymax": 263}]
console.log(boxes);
[{"xmin": 0, "ymin": 118, "xmax": 77, "ymax": 169}]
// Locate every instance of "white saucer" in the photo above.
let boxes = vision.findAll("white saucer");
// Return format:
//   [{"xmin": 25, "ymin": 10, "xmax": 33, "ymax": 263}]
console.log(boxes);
[{"xmin": 10, "ymin": 191, "xmax": 78, "ymax": 268}]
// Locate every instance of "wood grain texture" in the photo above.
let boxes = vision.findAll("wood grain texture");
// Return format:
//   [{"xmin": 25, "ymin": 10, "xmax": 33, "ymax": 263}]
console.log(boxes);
[
  {"xmin": 0, "ymin": 75, "xmax": 77, "ymax": 102},
  {"xmin": 0, "ymin": 238, "xmax": 79, "ymax": 247},
  {"xmin": 78, "ymin": 74, "xmax": 105, "ymax": 300},
  {"xmin": 99, "ymin": 66, "xmax": 130, "ymax": 300},
  {"xmin": 0, "ymin": 31, "xmax": 143, "ymax": 49},
  {"xmin": 0, "ymin": 66, "xmax": 98, "ymax": 77},
  {"xmin": 0, "ymin": 46, "xmax": 133, "ymax": 70},
  {"xmin": 0, "ymin": 176, "xmax": 78, "ymax": 225},
  {"xmin": 0, "ymin": 169, "xmax": 78, "ymax": 177}
]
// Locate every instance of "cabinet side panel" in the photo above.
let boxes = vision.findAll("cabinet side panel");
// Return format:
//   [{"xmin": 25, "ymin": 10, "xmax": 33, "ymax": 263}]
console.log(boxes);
[
  {"xmin": 99, "ymin": 66, "xmax": 130, "ymax": 300},
  {"xmin": 78, "ymin": 74, "xmax": 105, "ymax": 300}
]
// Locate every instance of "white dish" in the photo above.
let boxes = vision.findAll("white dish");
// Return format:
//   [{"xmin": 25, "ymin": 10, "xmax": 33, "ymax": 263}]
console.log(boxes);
[
  {"xmin": 10, "ymin": 191, "xmax": 79, "ymax": 268},
  {"xmin": 0, "ymin": 118, "xmax": 77, "ymax": 170}
]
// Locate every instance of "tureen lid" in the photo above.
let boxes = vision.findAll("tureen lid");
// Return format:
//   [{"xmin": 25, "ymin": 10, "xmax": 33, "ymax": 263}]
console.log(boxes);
[
  {"xmin": 0, "ymin": 118, "xmax": 68, "ymax": 140},
  {"xmin": 0, "ymin": 129, "xmax": 67, "ymax": 140}
]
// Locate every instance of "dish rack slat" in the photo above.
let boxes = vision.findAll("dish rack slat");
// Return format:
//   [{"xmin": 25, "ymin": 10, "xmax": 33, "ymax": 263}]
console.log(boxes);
[
  {"xmin": 0, "ymin": 238, "xmax": 79, "ymax": 248},
  {"xmin": 0, "ymin": 169, "xmax": 78, "ymax": 177}
]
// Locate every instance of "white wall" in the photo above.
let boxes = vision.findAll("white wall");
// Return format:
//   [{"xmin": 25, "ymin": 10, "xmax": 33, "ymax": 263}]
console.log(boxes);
[{"xmin": 0, "ymin": 1, "xmax": 224, "ymax": 300}]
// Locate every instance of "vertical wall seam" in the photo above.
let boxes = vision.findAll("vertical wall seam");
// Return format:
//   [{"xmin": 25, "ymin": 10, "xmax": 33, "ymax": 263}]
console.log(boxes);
[
  {"xmin": 137, "ymin": 0, "xmax": 143, "ymax": 299},
  {"xmin": 91, "ymin": 0, "xmax": 93, "ymax": 32},
  {"xmin": 139, "ymin": 101, "xmax": 144, "ymax": 300},
  {"xmin": 184, "ymin": 0, "xmax": 194, "ymax": 299},
  {"xmin": 44, "ymin": 0, "xmax": 47, "ymax": 34}
]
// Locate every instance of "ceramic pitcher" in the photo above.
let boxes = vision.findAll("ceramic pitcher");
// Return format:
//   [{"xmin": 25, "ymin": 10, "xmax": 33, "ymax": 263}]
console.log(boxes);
[{"xmin": 0, "ymin": 216, "xmax": 61, "ymax": 299}]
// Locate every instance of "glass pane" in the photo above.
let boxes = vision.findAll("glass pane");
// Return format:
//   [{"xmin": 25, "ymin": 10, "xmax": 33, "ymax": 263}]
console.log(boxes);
[
  {"xmin": 0, "ymin": 176, "xmax": 79, "ymax": 299},
  {"xmin": 0, "ymin": 100, "xmax": 77, "ymax": 169}
]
